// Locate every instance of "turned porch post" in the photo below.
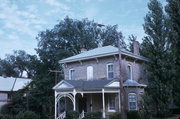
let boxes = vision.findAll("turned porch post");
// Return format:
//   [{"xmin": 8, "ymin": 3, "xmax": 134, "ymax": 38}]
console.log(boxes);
[
  {"xmin": 55, "ymin": 91, "xmax": 57, "ymax": 119},
  {"xmin": 102, "ymin": 88, "xmax": 105, "ymax": 118},
  {"xmin": 73, "ymin": 89, "xmax": 77, "ymax": 111}
]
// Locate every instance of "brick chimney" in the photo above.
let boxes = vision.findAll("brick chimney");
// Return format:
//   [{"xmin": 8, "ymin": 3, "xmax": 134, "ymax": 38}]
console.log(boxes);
[{"xmin": 133, "ymin": 41, "xmax": 140, "ymax": 55}]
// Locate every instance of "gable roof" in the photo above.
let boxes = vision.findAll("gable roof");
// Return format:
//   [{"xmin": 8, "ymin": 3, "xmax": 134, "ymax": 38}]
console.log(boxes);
[
  {"xmin": 0, "ymin": 76, "xmax": 32, "ymax": 92},
  {"xmin": 59, "ymin": 46, "xmax": 149, "ymax": 63}
]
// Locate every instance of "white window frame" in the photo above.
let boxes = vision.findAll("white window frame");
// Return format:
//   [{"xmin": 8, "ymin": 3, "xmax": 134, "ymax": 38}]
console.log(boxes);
[
  {"xmin": 128, "ymin": 93, "xmax": 137, "ymax": 110},
  {"xmin": 106, "ymin": 63, "xmax": 114, "ymax": 80},
  {"xmin": 108, "ymin": 95, "xmax": 116, "ymax": 112},
  {"xmin": 87, "ymin": 66, "xmax": 93, "ymax": 80},
  {"xmin": 127, "ymin": 64, "xmax": 133, "ymax": 80},
  {"xmin": 69, "ymin": 69, "xmax": 75, "ymax": 80}
]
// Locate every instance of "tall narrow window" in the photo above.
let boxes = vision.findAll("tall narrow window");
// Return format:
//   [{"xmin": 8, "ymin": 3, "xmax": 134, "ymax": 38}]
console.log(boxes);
[
  {"xmin": 107, "ymin": 63, "xmax": 114, "ymax": 79},
  {"xmin": 108, "ymin": 95, "xmax": 116, "ymax": 112},
  {"xmin": 87, "ymin": 66, "xmax": 93, "ymax": 80},
  {"xmin": 69, "ymin": 69, "xmax": 75, "ymax": 80},
  {"xmin": 128, "ymin": 93, "xmax": 137, "ymax": 110},
  {"xmin": 127, "ymin": 64, "xmax": 132, "ymax": 80}
]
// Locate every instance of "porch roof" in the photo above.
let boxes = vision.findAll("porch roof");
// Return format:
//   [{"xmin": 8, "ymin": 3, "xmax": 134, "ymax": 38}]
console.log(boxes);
[
  {"xmin": 53, "ymin": 79, "xmax": 147, "ymax": 91},
  {"xmin": 53, "ymin": 79, "xmax": 120, "ymax": 91}
]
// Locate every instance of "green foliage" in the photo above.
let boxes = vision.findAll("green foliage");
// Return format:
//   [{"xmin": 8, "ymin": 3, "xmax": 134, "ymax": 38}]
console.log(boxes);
[
  {"xmin": 0, "ymin": 104, "xmax": 10, "ymax": 114},
  {"xmin": 65, "ymin": 111, "xmax": 79, "ymax": 119},
  {"xmin": 16, "ymin": 111, "xmax": 38, "ymax": 119},
  {"xmin": 126, "ymin": 111, "xmax": 140, "ymax": 119},
  {"xmin": 109, "ymin": 112, "xmax": 121, "ymax": 119},
  {"xmin": 1, "ymin": 115, "xmax": 12, "ymax": 119},
  {"xmin": 141, "ymin": 0, "xmax": 173, "ymax": 117},
  {"xmin": 165, "ymin": 0, "xmax": 180, "ymax": 107},
  {"xmin": 83, "ymin": 111, "xmax": 102, "ymax": 119}
]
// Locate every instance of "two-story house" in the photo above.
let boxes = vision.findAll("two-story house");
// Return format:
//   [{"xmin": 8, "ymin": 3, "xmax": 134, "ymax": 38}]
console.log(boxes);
[{"xmin": 53, "ymin": 41, "xmax": 148, "ymax": 119}]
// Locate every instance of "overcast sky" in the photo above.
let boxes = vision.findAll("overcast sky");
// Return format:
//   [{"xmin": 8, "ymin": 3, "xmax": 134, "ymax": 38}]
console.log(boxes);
[{"xmin": 0, "ymin": 0, "xmax": 166, "ymax": 58}]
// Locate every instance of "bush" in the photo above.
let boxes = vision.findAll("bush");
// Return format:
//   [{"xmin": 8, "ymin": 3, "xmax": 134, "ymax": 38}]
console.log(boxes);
[
  {"xmin": 83, "ymin": 111, "xmax": 102, "ymax": 119},
  {"xmin": 65, "ymin": 111, "xmax": 79, "ymax": 119},
  {"xmin": 1, "ymin": 115, "xmax": 12, "ymax": 119},
  {"xmin": 139, "ymin": 111, "xmax": 150, "ymax": 119},
  {"xmin": 109, "ymin": 112, "xmax": 121, "ymax": 119},
  {"xmin": 126, "ymin": 111, "xmax": 140, "ymax": 119},
  {"xmin": 0, "ymin": 104, "xmax": 10, "ymax": 114},
  {"xmin": 16, "ymin": 111, "xmax": 38, "ymax": 119}
]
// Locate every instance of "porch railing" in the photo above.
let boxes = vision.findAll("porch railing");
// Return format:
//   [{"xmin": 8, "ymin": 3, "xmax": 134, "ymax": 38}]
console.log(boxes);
[
  {"xmin": 79, "ymin": 110, "xmax": 85, "ymax": 119},
  {"xmin": 57, "ymin": 111, "xmax": 66, "ymax": 119}
]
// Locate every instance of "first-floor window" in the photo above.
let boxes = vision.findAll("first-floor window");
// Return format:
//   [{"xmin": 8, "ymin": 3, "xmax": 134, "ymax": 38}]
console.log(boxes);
[
  {"xmin": 69, "ymin": 69, "xmax": 75, "ymax": 80},
  {"xmin": 108, "ymin": 95, "xmax": 115, "ymax": 111},
  {"xmin": 128, "ymin": 93, "xmax": 137, "ymax": 110}
]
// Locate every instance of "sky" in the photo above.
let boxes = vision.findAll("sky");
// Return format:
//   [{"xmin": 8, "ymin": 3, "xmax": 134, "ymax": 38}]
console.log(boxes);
[{"xmin": 0, "ymin": 0, "xmax": 166, "ymax": 58}]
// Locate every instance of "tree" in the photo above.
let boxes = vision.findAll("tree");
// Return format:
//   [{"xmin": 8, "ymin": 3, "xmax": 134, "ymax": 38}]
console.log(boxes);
[
  {"xmin": 141, "ymin": 0, "xmax": 173, "ymax": 117},
  {"xmin": 165, "ymin": 0, "xmax": 180, "ymax": 107},
  {"xmin": 0, "ymin": 50, "xmax": 38, "ymax": 78}
]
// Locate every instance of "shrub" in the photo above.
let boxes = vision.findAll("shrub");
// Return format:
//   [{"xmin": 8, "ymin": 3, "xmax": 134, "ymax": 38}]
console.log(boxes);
[
  {"xmin": 126, "ymin": 111, "xmax": 140, "ymax": 119},
  {"xmin": 1, "ymin": 115, "xmax": 12, "ymax": 119},
  {"xmin": 65, "ymin": 111, "xmax": 79, "ymax": 119},
  {"xmin": 109, "ymin": 112, "xmax": 121, "ymax": 119},
  {"xmin": 16, "ymin": 111, "xmax": 38, "ymax": 119},
  {"xmin": 83, "ymin": 111, "xmax": 102, "ymax": 119},
  {"xmin": 139, "ymin": 111, "xmax": 150, "ymax": 119},
  {"xmin": 0, "ymin": 104, "xmax": 10, "ymax": 114}
]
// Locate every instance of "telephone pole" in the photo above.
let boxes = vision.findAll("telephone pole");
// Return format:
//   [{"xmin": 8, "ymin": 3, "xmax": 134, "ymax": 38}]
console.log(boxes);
[
  {"xmin": 117, "ymin": 33, "xmax": 125, "ymax": 119},
  {"xmin": 49, "ymin": 70, "xmax": 62, "ymax": 84}
]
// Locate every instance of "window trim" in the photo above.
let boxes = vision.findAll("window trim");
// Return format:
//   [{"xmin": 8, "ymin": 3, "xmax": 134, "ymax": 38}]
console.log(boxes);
[
  {"xmin": 69, "ymin": 69, "xmax": 75, "ymax": 80},
  {"xmin": 127, "ymin": 64, "xmax": 133, "ymax": 80},
  {"xmin": 87, "ymin": 66, "xmax": 93, "ymax": 80},
  {"xmin": 128, "ymin": 93, "xmax": 137, "ymax": 110},
  {"xmin": 108, "ymin": 95, "xmax": 116, "ymax": 112},
  {"xmin": 106, "ymin": 63, "xmax": 114, "ymax": 80}
]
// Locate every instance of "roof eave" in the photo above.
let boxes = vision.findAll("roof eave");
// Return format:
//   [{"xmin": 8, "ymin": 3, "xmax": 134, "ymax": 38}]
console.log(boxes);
[{"xmin": 59, "ymin": 51, "xmax": 149, "ymax": 64}]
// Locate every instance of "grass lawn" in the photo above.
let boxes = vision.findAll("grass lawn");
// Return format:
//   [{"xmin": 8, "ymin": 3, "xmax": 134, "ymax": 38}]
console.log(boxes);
[{"xmin": 152, "ymin": 114, "xmax": 180, "ymax": 119}]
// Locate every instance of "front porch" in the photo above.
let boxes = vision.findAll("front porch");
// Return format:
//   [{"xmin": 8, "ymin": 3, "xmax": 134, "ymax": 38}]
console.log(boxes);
[{"xmin": 53, "ymin": 80, "xmax": 121, "ymax": 119}]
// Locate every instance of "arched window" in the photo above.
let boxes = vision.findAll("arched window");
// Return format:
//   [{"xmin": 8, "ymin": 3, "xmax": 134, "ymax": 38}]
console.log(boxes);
[
  {"xmin": 128, "ymin": 93, "xmax": 137, "ymax": 110},
  {"xmin": 87, "ymin": 66, "xmax": 93, "ymax": 80},
  {"xmin": 69, "ymin": 69, "xmax": 75, "ymax": 80},
  {"xmin": 107, "ymin": 63, "xmax": 114, "ymax": 79},
  {"xmin": 127, "ymin": 64, "xmax": 132, "ymax": 80}
]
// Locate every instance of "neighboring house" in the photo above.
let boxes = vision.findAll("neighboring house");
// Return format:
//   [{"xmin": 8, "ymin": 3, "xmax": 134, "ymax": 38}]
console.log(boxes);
[
  {"xmin": 53, "ymin": 41, "xmax": 148, "ymax": 119},
  {"xmin": 0, "ymin": 76, "xmax": 31, "ymax": 110}
]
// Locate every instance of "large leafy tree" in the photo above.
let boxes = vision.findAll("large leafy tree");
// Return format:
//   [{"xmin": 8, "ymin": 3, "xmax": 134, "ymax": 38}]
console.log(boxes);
[
  {"xmin": 0, "ymin": 50, "xmax": 38, "ymax": 78},
  {"xmin": 141, "ymin": 0, "xmax": 173, "ymax": 117},
  {"xmin": 36, "ymin": 17, "xmax": 125, "ymax": 70},
  {"xmin": 165, "ymin": 0, "xmax": 180, "ymax": 107}
]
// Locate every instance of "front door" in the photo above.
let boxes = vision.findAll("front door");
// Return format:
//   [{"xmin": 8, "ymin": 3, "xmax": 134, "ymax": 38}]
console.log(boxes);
[{"xmin": 79, "ymin": 97, "xmax": 87, "ymax": 112}]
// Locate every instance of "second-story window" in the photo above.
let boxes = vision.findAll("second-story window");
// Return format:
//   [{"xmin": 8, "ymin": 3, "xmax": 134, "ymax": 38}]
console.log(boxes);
[
  {"xmin": 69, "ymin": 69, "xmax": 75, "ymax": 80},
  {"xmin": 127, "ymin": 64, "xmax": 132, "ymax": 80},
  {"xmin": 87, "ymin": 66, "xmax": 93, "ymax": 80},
  {"xmin": 107, "ymin": 63, "xmax": 114, "ymax": 79}
]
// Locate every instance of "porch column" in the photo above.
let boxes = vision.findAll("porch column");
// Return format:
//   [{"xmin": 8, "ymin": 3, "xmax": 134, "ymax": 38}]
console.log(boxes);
[
  {"xmin": 55, "ymin": 91, "xmax": 57, "ymax": 119},
  {"xmin": 118, "ymin": 89, "xmax": 121, "ymax": 112},
  {"xmin": 102, "ymin": 88, "xmax": 105, "ymax": 118},
  {"xmin": 73, "ymin": 89, "xmax": 77, "ymax": 111}
]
